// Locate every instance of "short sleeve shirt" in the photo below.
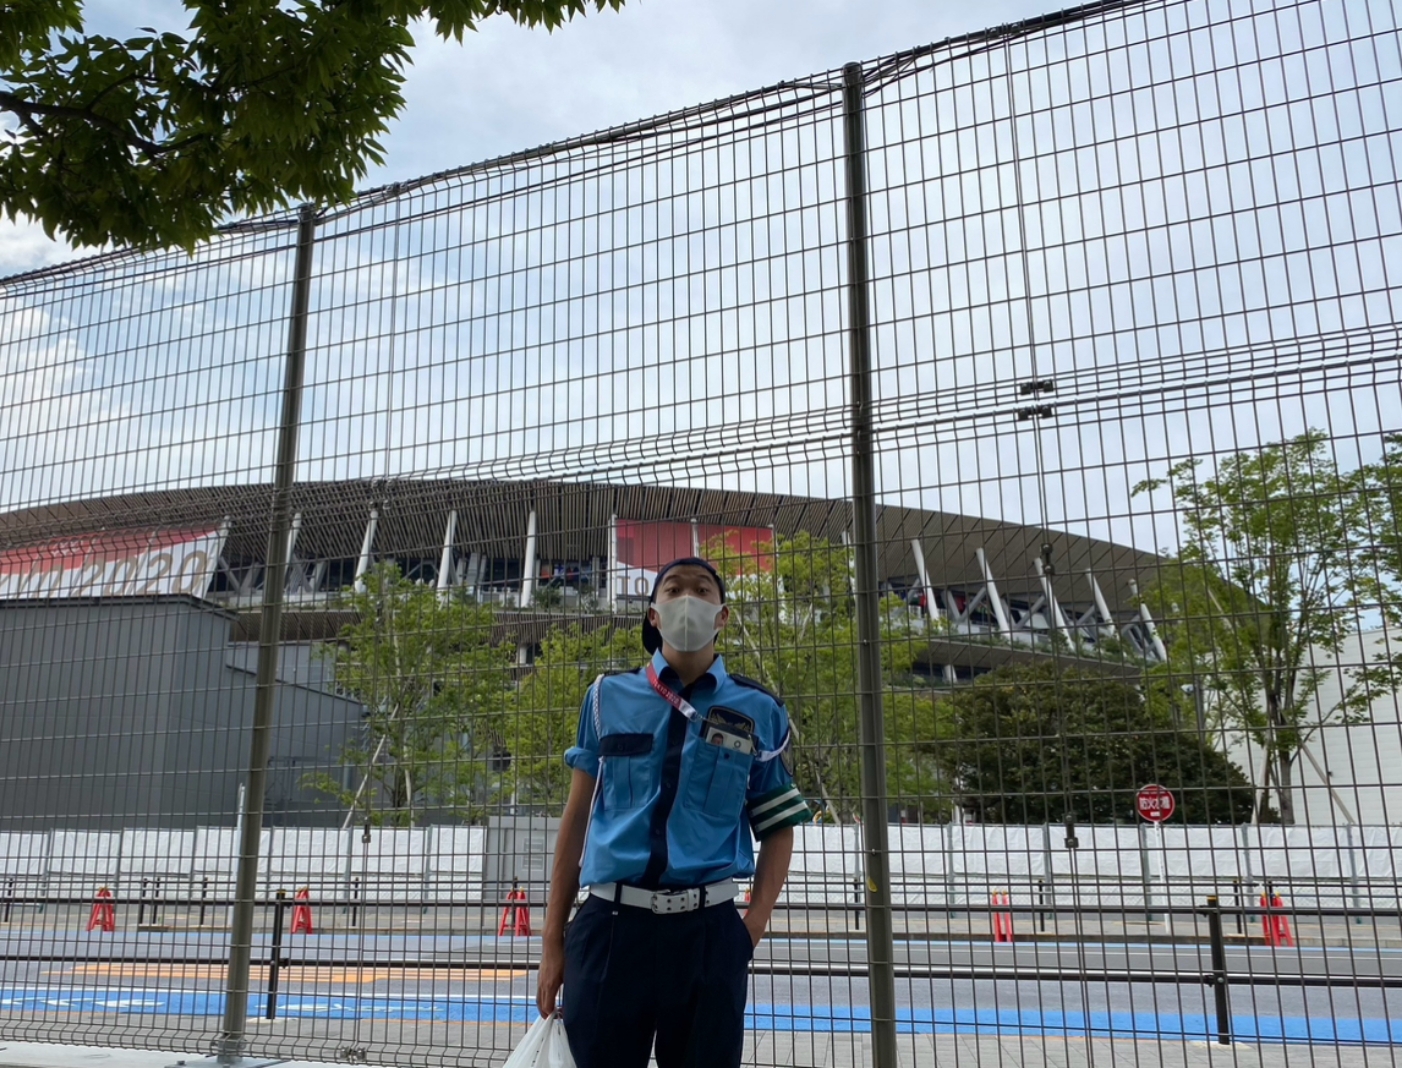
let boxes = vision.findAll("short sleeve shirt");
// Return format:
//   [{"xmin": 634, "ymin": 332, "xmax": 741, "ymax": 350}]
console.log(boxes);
[{"xmin": 565, "ymin": 650, "xmax": 809, "ymax": 888}]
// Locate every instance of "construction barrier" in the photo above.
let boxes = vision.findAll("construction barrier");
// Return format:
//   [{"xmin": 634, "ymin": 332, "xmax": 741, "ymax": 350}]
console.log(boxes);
[{"xmin": 86, "ymin": 887, "xmax": 115, "ymax": 933}]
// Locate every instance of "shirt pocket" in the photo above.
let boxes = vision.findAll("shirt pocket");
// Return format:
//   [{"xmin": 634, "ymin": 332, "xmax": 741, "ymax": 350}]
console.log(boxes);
[
  {"xmin": 685, "ymin": 742, "xmax": 754, "ymax": 821},
  {"xmin": 599, "ymin": 732, "xmax": 655, "ymax": 811}
]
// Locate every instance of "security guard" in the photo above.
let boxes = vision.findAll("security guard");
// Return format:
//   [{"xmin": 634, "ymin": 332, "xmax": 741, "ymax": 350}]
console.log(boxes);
[{"xmin": 537, "ymin": 556, "xmax": 808, "ymax": 1068}]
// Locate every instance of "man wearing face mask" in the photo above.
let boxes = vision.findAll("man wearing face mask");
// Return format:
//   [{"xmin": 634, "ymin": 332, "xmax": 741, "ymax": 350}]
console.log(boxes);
[{"xmin": 535, "ymin": 556, "xmax": 808, "ymax": 1068}]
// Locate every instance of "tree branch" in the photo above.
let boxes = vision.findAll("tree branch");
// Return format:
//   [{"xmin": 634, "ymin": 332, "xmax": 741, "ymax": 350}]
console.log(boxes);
[{"xmin": 0, "ymin": 88, "xmax": 167, "ymax": 156}]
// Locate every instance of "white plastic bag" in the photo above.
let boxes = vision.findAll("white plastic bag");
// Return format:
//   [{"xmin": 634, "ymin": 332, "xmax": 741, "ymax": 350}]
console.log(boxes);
[{"xmin": 503, "ymin": 1012, "xmax": 576, "ymax": 1068}]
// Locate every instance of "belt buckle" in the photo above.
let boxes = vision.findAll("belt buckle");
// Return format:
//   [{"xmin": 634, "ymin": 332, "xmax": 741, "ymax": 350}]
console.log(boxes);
[{"xmin": 650, "ymin": 889, "xmax": 696, "ymax": 914}]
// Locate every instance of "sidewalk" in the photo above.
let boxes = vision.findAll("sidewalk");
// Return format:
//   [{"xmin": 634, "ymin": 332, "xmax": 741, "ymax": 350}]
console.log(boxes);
[{"xmin": 1, "ymin": 1035, "xmax": 1398, "ymax": 1068}]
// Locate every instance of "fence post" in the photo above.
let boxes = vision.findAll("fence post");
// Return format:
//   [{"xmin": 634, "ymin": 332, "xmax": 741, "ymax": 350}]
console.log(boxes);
[
  {"xmin": 1041, "ymin": 823, "xmax": 1054, "ymax": 932},
  {"xmin": 1138, "ymin": 820, "xmax": 1153, "ymax": 923},
  {"xmin": 215, "ymin": 204, "xmax": 318, "ymax": 1064},
  {"xmin": 1347, "ymin": 823, "xmax": 1362, "ymax": 925},
  {"xmin": 841, "ymin": 59, "xmax": 899, "ymax": 1068},
  {"xmin": 1204, "ymin": 896, "xmax": 1232, "ymax": 1045}
]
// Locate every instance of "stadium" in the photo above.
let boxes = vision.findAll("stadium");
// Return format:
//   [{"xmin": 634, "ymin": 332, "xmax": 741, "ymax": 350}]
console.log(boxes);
[{"xmin": 0, "ymin": 476, "xmax": 1165, "ymax": 829}]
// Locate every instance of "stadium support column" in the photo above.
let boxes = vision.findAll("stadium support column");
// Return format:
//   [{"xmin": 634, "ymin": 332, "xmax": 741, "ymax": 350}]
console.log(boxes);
[
  {"xmin": 437, "ymin": 510, "xmax": 459, "ymax": 602},
  {"xmin": 912, "ymin": 537, "xmax": 956, "ymax": 684},
  {"xmin": 841, "ymin": 61, "xmax": 899, "ymax": 1068},
  {"xmin": 216, "ymin": 204, "xmax": 317, "ymax": 1064},
  {"xmin": 1131, "ymin": 579, "xmax": 1170, "ymax": 662},
  {"xmin": 518, "ymin": 508, "xmax": 538, "ymax": 666},
  {"xmin": 353, "ymin": 507, "xmax": 380, "ymax": 592},
  {"xmin": 1034, "ymin": 556, "xmax": 1071, "ymax": 639},
  {"xmin": 520, "ymin": 508, "xmax": 538, "ymax": 608},
  {"xmin": 975, "ymin": 546, "xmax": 1013, "ymax": 634},
  {"xmin": 1087, "ymin": 569, "xmax": 1116, "ymax": 639}
]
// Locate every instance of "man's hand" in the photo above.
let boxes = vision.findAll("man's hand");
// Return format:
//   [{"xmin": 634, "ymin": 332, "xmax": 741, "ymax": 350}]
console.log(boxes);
[{"xmin": 536, "ymin": 935, "xmax": 565, "ymax": 1017}]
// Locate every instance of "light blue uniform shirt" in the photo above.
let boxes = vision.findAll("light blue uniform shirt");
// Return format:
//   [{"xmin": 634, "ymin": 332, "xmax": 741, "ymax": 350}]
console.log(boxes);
[{"xmin": 564, "ymin": 650, "xmax": 809, "ymax": 889}]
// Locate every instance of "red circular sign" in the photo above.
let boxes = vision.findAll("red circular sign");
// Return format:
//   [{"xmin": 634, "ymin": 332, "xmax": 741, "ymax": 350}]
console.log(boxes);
[{"xmin": 1136, "ymin": 784, "xmax": 1176, "ymax": 823}]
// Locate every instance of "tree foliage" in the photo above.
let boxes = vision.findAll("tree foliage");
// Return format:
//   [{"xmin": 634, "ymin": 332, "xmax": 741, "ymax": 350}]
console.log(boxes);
[
  {"xmin": 1, "ymin": 0, "xmax": 623, "ymax": 249},
  {"xmin": 705, "ymin": 531, "xmax": 951, "ymax": 823},
  {"xmin": 935, "ymin": 661, "xmax": 1258, "ymax": 825},
  {"xmin": 1370, "ymin": 433, "xmax": 1402, "ymax": 587},
  {"xmin": 305, "ymin": 561, "xmax": 514, "ymax": 825},
  {"xmin": 1133, "ymin": 431, "xmax": 1401, "ymax": 824},
  {"xmin": 508, "ymin": 619, "xmax": 642, "ymax": 808}
]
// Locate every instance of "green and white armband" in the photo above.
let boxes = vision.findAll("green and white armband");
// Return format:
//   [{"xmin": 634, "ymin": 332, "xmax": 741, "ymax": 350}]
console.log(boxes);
[{"xmin": 748, "ymin": 783, "xmax": 809, "ymax": 838}]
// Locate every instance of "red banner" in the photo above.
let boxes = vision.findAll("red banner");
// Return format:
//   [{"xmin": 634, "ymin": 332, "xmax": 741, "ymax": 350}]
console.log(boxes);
[
  {"xmin": 0, "ymin": 527, "xmax": 227, "ymax": 600},
  {"xmin": 613, "ymin": 520, "xmax": 773, "ymax": 599}
]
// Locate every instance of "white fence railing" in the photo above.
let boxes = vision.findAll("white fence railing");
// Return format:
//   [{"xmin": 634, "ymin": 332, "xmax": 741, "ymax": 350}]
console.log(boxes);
[{"xmin": 1, "ymin": 823, "xmax": 1398, "ymax": 911}]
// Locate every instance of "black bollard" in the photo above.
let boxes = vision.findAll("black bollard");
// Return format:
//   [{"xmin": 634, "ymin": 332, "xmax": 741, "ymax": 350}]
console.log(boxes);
[
  {"xmin": 1205, "ymin": 896, "xmax": 1232, "ymax": 1046},
  {"xmin": 266, "ymin": 890, "xmax": 288, "ymax": 1020}
]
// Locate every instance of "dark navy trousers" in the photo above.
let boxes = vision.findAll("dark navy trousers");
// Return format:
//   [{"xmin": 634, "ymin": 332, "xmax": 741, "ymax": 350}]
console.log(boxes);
[{"xmin": 562, "ymin": 894, "xmax": 753, "ymax": 1068}]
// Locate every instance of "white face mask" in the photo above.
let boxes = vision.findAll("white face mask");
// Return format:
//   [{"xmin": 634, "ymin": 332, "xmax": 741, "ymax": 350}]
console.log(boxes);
[{"xmin": 652, "ymin": 595, "xmax": 723, "ymax": 652}]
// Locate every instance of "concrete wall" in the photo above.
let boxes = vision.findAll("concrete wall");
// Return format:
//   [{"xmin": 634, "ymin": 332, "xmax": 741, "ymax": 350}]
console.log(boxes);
[{"xmin": 0, "ymin": 597, "xmax": 362, "ymax": 829}]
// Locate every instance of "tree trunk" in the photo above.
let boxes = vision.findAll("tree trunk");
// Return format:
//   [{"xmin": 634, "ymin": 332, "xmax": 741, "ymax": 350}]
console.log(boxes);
[{"xmin": 1274, "ymin": 750, "xmax": 1296, "ymax": 825}]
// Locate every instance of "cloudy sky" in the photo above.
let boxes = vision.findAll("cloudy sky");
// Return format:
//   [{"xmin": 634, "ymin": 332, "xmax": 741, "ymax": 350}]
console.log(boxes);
[{"xmin": 0, "ymin": 0, "xmax": 1055, "ymax": 277}]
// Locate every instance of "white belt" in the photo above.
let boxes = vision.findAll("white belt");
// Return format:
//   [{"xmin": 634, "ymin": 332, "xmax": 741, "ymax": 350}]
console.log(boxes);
[{"xmin": 589, "ymin": 879, "xmax": 739, "ymax": 914}]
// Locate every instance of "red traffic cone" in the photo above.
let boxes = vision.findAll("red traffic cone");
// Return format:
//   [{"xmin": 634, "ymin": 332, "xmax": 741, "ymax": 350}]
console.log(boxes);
[
  {"xmin": 1261, "ymin": 892, "xmax": 1293, "ymax": 947},
  {"xmin": 499, "ymin": 884, "xmax": 531, "ymax": 936},
  {"xmin": 991, "ymin": 891, "xmax": 1015, "ymax": 944},
  {"xmin": 87, "ymin": 887, "xmax": 116, "ymax": 933},
  {"xmin": 498, "ymin": 888, "xmax": 515, "ymax": 935},
  {"xmin": 290, "ymin": 887, "xmax": 314, "ymax": 934}
]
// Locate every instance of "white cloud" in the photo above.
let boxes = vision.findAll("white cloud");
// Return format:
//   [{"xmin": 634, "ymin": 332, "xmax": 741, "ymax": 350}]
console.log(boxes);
[
  {"xmin": 0, "ymin": 218, "xmax": 77, "ymax": 280},
  {"xmin": 0, "ymin": 0, "xmax": 1053, "ymax": 277},
  {"xmin": 379, "ymin": 0, "xmax": 1052, "ymax": 185}
]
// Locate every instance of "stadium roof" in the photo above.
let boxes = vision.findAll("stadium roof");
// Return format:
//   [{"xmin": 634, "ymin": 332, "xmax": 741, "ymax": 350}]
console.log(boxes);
[{"xmin": 0, "ymin": 477, "xmax": 1164, "ymax": 613}]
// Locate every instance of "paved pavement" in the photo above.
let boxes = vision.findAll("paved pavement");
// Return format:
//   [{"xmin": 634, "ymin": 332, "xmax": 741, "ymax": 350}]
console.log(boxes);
[
  {"xmin": 2, "ymin": 1034, "xmax": 1401, "ymax": 1068},
  {"xmin": 2, "ymin": 929, "xmax": 1401, "ymax": 1065}
]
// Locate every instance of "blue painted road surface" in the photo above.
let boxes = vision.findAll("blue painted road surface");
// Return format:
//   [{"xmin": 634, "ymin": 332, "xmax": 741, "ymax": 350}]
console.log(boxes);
[{"xmin": 0, "ymin": 989, "xmax": 1398, "ymax": 1045}]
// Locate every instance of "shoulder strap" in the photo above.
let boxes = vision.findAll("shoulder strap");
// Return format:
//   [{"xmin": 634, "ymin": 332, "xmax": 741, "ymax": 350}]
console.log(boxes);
[
  {"xmin": 730, "ymin": 672, "xmax": 785, "ymax": 705},
  {"xmin": 581, "ymin": 672, "xmax": 607, "ymax": 870},
  {"xmin": 591, "ymin": 673, "xmax": 605, "ymax": 737}
]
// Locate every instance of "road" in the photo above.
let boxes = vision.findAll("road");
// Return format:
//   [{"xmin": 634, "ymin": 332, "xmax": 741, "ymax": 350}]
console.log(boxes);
[{"xmin": 0, "ymin": 932, "xmax": 1398, "ymax": 1045}]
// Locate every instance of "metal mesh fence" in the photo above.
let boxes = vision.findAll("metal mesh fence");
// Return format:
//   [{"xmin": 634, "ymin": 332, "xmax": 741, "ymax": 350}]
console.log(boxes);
[{"xmin": 3, "ymin": 0, "xmax": 1402, "ymax": 1063}]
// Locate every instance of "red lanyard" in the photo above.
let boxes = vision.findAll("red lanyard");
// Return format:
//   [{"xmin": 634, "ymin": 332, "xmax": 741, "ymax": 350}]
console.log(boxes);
[
  {"xmin": 644, "ymin": 662, "xmax": 787, "ymax": 764},
  {"xmin": 645, "ymin": 663, "xmax": 701, "ymax": 724}
]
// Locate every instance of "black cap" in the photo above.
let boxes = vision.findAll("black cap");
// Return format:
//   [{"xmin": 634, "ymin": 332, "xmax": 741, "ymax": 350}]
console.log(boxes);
[{"xmin": 641, "ymin": 556, "xmax": 727, "ymax": 654}]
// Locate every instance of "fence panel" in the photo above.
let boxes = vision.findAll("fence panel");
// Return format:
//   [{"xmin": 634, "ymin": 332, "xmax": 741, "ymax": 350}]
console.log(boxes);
[{"xmin": 2, "ymin": 0, "xmax": 1402, "ymax": 1064}]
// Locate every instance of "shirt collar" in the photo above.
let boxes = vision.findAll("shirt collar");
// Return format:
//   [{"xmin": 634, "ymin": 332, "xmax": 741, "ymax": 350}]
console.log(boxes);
[{"xmin": 651, "ymin": 648, "xmax": 728, "ymax": 691}]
